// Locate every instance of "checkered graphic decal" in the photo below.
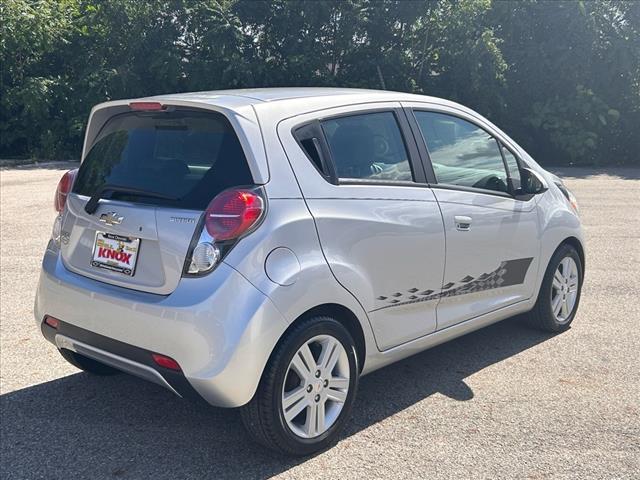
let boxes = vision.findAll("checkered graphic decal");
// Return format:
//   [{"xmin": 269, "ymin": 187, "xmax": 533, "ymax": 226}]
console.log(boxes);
[{"xmin": 372, "ymin": 257, "xmax": 533, "ymax": 312}]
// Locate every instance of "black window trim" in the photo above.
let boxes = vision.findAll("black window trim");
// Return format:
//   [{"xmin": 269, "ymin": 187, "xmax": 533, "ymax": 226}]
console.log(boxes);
[
  {"xmin": 291, "ymin": 107, "xmax": 428, "ymax": 187},
  {"xmin": 293, "ymin": 120, "xmax": 338, "ymax": 184},
  {"xmin": 407, "ymin": 107, "xmax": 530, "ymax": 201},
  {"xmin": 498, "ymin": 141, "xmax": 529, "ymax": 191}
]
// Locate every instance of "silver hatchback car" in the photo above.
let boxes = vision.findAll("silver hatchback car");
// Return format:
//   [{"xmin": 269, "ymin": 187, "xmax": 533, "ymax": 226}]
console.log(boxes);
[{"xmin": 35, "ymin": 88, "xmax": 584, "ymax": 455}]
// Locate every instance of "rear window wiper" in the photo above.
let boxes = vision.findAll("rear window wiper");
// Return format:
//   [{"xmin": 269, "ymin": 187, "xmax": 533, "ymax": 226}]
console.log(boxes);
[{"xmin": 84, "ymin": 184, "xmax": 179, "ymax": 214}]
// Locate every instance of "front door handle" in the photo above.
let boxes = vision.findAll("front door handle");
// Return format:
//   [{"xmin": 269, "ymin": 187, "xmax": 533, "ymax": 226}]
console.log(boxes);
[{"xmin": 454, "ymin": 215, "xmax": 472, "ymax": 231}]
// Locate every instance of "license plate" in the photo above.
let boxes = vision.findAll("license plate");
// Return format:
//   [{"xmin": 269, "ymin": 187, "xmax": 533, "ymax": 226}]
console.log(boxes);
[{"xmin": 91, "ymin": 232, "xmax": 140, "ymax": 276}]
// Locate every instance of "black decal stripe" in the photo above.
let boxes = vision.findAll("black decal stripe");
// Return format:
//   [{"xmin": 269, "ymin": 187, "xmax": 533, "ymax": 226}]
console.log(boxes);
[{"xmin": 371, "ymin": 257, "xmax": 534, "ymax": 312}]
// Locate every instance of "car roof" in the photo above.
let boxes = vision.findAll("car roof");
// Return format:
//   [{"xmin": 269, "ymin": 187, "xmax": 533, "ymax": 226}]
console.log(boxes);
[
  {"xmin": 143, "ymin": 88, "xmax": 478, "ymax": 126},
  {"xmin": 159, "ymin": 87, "xmax": 377, "ymax": 102},
  {"xmin": 148, "ymin": 87, "xmax": 446, "ymax": 108}
]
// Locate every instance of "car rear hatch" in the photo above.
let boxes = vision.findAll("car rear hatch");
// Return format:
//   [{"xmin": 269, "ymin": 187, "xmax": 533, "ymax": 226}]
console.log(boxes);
[{"xmin": 61, "ymin": 104, "xmax": 256, "ymax": 295}]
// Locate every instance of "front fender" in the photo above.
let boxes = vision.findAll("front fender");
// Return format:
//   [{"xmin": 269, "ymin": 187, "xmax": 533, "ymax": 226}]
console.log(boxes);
[{"xmin": 534, "ymin": 187, "xmax": 585, "ymax": 300}]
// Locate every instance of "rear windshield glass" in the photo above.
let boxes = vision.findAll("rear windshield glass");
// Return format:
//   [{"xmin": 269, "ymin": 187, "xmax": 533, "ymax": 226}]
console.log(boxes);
[{"xmin": 73, "ymin": 110, "xmax": 253, "ymax": 210}]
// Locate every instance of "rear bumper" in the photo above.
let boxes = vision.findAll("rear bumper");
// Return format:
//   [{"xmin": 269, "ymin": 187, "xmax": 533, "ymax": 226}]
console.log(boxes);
[
  {"xmin": 42, "ymin": 319, "xmax": 203, "ymax": 400},
  {"xmin": 35, "ymin": 244, "xmax": 288, "ymax": 407}
]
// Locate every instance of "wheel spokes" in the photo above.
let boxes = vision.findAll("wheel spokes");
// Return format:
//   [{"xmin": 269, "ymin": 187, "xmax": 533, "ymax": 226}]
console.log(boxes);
[
  {"xmin": 554, "ymin": 270, "xmax": 565, "ymax": 285},
  {"xmin": 552, "ymin": 293, "xmax": 563, "ymax": 316},
  {"xmin": 318, "ymin": 337, "xmax": 338, "ymax": 370},
  {"xmin": 282, "ymin": 334, "xmax": 350, "ymax": 439},
  {"xmin": 303, "ymin": 403, "xmax": 319, "ymax": 437},
  {"xmin": 315, "ymin": 401, "xmax": 326, "ymax": 435},
  {"xmin": 328, "ymin": 376, "xmax": 349, "ymax": 390},
  {"xmin": 561, "ymin": 258, "xmax": 573, "ymax": 281},
  {"xmin": 326, "ymin": 388, "xmax": 347, "ymax": 403},
  {"xmin": 322, "ymin": 341, "xmax": 341, "ymax": 374},
  {"xmin": 284, "ymin": 391, "xmax": 309, "ymax": 422},
  {"xmin": 290, "ymin": 351, "xmax": 311, "ymax": 379},
  {"xmin": 300, "ymin": 343, "xmax": 317, "ymax": 373},
  {"xmin": 283, "ymin": 386, "xmax": 306, "ymax": 410}
]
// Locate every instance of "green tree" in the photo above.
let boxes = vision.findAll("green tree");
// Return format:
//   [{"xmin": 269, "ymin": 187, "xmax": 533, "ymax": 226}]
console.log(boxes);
[
  {"xmin": 491, "ymin": 0, "xmax": 640, "ymax": 164},
  {"xmin": 1, "ymin": 0, "xmax": 78, "ymax": 156},
  {"xmin": 1, "ymin": 0, "xmax": 638, "ymax": 165}
]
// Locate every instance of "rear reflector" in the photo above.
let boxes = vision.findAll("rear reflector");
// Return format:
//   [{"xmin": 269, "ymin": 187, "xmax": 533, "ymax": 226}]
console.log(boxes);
[
  {"xmin": 151, "ymin": 353, "xmax": 181, "ymax": 371},
  {"xmin": 44, "ymin": 316, "xmax": 60, "ymax": 329},
  {"xmin": 129, "ymin": 101, "xmax": 165, "ymax": 111}
]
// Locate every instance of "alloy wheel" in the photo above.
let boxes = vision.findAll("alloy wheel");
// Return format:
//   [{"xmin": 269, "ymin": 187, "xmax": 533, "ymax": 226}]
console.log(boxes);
[
  {"xmin": 281, "ymin": 334, "xmax": 350, "ymax": 439},
  {"xmin": 551, "ymin": 256, "xmax": 579, "ymax": 323}
]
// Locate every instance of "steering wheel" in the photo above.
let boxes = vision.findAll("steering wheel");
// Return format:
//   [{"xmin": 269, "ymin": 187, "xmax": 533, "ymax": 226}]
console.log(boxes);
[
  {"xmin": 372, "ymin": 134, "xmax": 389, "ymax": 157},
  {"xmin": 473, "ymin": 174, "xmax": 508, "ymax": 192}
]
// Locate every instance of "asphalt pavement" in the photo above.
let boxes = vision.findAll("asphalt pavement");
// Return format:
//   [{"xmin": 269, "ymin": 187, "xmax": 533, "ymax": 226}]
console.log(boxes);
[{"xmin": 1, "ymin": 164, "xmax": 638, "ymax": 479}]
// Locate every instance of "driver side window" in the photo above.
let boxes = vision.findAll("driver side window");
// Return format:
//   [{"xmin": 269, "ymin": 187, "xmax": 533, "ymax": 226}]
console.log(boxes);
[{"xmin": 414, "ymin": 111, "xmax": 509, "ymax": 193}]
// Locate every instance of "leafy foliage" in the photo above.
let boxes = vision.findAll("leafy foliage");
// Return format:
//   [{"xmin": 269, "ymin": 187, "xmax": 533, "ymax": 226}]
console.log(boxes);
[{"xmin": 1, "ymin": 0, "xmax": 638, "ymax": 165}]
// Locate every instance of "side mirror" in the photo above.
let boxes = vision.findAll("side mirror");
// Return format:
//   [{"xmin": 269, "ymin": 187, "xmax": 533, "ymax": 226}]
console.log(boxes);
[{"xmin": 519, "ymin": 168, "xmax": 548, "ymax": 195}]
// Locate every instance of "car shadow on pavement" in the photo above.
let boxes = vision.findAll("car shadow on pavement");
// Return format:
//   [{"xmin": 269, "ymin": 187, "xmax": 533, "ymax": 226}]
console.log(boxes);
[{"xmin": 0, "ymin": 318, "xmax": 556, "ymax": 480}]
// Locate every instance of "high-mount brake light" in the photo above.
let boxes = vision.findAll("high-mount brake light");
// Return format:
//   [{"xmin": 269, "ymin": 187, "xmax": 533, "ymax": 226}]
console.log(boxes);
[
  {"xmin": 129, "ymin": 102, "xmax": 165, "ymax": 111},
  {"xmin": 54, "ymin": 169, "xmax": 78, "ymax": 212},
  {"xmin": 205, "ymin": 189, "xmax": 265, "ymax": 241}
]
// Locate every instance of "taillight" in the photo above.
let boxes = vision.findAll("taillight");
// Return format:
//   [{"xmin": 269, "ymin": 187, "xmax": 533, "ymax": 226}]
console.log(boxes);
[
  {"xmin": 205, "ymin": 188, "xmax": 265, "ymax": 241},
  {"xmin": 184, "ymin": 187, "xmax": 265, "ymax": 276},
  {"xmin": 54, "ymin": 169, "xmax": 77, "ymax": 212}
]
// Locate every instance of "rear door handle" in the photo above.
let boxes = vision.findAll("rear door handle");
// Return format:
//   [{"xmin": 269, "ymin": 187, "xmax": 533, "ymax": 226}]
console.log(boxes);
[{"xmin": 454, "ymin": 215, "xmax": 472, "ymax": 231}]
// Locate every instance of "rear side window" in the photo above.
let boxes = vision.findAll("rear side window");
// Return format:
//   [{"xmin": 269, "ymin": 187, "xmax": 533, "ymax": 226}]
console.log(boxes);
[
  {"xmin": 414, "ymin": 111, "xmax": 509, "ymax": 193},
  {"xmin": 293, "ymin": 122, "xmax": 333, "ymax": 180},
  {"xmin": 321, "ymin": 112, "xmax": 414, "ymax": 182},
  {"xmin": 73, "ymin": 110, "xmax": 252, "ymax": 210}
]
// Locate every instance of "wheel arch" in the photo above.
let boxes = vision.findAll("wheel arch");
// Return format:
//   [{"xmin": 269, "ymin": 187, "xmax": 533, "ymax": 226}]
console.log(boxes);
[
  {"xmin": 531, "ymin": 233, "xmax": 586, "ymax": 308},
  {"xmin": 559, "ymin": 236, "xmax": 585, "ymax": 277},
  {"xmin": 269, "ymin": 303, "xmax": 367, "ymax": 374}
]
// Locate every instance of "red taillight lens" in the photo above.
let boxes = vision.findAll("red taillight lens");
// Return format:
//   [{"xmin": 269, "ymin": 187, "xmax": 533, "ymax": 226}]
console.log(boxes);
[
  {"xmin": 205, "ymin": 189, "xmax": 264, "ymax": 241},
  {"xmin": 44, "ymin": 316, "xmax": 60, "ymax": 329},
  {"xmin": 54, "ymin": 169, "xmax": 77, "ymax": 213},
  {"xmin": 151, "ymin": 353, "xmax": 181, "ymax": 371},
  {"xmin": 129, "ymin": 101, "xmax": 165, "ymax": 111}
]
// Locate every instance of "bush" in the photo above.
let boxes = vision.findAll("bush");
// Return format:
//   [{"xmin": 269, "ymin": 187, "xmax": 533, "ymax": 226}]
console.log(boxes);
[{"xmin": 1, "ymin": 0, "xmax": 638, "ymax": 165}]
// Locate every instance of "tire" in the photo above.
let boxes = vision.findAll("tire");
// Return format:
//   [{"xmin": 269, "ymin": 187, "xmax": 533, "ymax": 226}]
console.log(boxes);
[
  {"xmin": 526, "ymin": 243, "xmax": 583, "ymax": 332},
  {"xmin": 240, "ymin": 315, "xmax": 359, "ymax": 456},
  {"xmin": 59, "ymin": 348, "xmax": 121, "ymax": 375}
]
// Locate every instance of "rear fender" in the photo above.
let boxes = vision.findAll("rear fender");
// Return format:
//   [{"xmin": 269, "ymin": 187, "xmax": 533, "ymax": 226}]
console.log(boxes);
[{"xmin": 222, "ymin": 198, "xmax": 379, "ymax": 370}]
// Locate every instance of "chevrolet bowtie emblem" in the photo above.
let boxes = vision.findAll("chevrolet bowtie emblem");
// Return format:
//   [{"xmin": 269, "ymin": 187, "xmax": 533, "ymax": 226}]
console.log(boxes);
[{"xmin": 99, "ymin": 212, "xmax": 124, "ymax": 226}]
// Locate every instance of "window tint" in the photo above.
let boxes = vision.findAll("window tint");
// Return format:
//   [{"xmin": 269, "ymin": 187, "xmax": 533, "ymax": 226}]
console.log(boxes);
[
  {"xmin": 501, "ymin": 146, "xmax": 522, "ymax": 191},
  {"xmin": 322, "ymin": 112, "xmax": 414, "ymax": 182},
  {"xmin": 73, "ymin": 110, "xmax": 252, "ymax": 210},
  {"xmin": 414, "ymin": 111, "xmax": 509, "ymax": 193}
]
